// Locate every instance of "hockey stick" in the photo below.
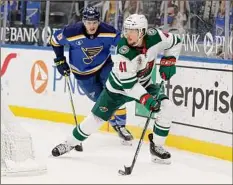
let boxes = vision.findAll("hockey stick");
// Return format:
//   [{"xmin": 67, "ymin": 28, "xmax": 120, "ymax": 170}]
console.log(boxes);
[
  {"xmin": 65, "ymin": 75, "xmax": 78, "ymax": 127},
  {"xmin": 48, "ymin": 75, "xmax": 80, "ymax": 157},
  {"xmin": 118, "ymin": 80, "xmax": 165, "ymax": 176}
]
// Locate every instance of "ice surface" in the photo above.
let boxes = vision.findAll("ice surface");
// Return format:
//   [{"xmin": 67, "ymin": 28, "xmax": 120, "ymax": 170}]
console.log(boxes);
[{"xmin": 2, "ymin": 118, "xmax": 232, "ymax": 184}]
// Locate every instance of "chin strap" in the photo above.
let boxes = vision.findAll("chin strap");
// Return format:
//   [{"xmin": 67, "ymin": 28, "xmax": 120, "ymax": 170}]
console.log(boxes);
[
  {"xmin": 132, "ymin": 29, "xmax": 146, "ymax": 47},
  {"xmin": 132, "ymin": 36, "xmax": 144, "ymax": 47}
]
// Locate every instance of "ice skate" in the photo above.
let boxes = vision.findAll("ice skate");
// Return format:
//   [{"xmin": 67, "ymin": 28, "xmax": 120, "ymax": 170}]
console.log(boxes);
[
  {"xmin": 51, "ymin": 142, "xmax": 75, "ymax": 157},
  {"xmin": 148, "ymin": 133, "xmax": 171, "ymax": 164},
  {"xmin": 113, "ymin": 125, "xmax": 133, "ymax": 146}
]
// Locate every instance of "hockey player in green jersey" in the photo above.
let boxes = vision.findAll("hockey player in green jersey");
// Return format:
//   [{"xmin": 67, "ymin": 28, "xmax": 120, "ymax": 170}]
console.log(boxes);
[{"xmin": 52, "ymin": 14, "xmax": 182, "ymax": 164}]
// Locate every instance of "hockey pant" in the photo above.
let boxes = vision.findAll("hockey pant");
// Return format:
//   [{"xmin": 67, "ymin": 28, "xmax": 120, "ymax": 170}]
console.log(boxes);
[
  {"xmin": 76, "ymin": 61, "xmax": 127, "ymax": 128},
  {"xmin": 72, "ymin": 84, "xmax": 174, "ymax": 146}
]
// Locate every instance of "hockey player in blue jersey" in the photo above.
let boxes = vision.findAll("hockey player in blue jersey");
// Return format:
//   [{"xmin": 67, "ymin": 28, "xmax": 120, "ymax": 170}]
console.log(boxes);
[{"xmin": 50, "ymin": 5, "xmax": 133, "ymax": 147}]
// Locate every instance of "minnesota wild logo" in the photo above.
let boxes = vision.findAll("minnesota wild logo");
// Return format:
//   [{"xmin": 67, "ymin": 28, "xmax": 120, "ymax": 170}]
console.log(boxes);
[
  {"xmin": 119, "ymin": 45, "xmax": 129, "ymax": 54},
  {"xmin": 81, "ymin": 46, "xmax": 103, "ymax": 64},
  {"xmin": 99, "ymin": 106, "xmax": 108, "ymax": 112},
  {"xmin": 147, "ymin": 28, "xmax": 157, "ymax": 36}
]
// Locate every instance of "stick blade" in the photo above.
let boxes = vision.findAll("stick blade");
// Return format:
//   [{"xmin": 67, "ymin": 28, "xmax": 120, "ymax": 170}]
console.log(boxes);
[
  {"xmin": 124, "ymin": 166, "xmax": 132, "ymax": 175},
  {"xmin": 118, "ymin": 166, "xmax": 132, "ymax": 176},
  {"xmin": 118, "ymin": 169, "xmax": 126, "ymax": 176}
]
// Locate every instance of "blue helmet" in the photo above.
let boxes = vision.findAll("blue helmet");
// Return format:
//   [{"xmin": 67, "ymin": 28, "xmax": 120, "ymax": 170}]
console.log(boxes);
[{"xmin": 82, "ymin": 5, "xmax": 100, "ymax": 21}]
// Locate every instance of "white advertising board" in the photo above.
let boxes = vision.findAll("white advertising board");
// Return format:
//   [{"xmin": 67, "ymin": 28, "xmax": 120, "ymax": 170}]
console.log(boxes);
[
  {"xmin": 159, "ymin": 60, "xmax": 232, "ymax": 146},
  {"xmin": 1, "ymin": 47, "xmax": 232, "ymax": 147},
  {"xmin": 1, "ymin": 48, "xmax": 94, "ymax": 116}
]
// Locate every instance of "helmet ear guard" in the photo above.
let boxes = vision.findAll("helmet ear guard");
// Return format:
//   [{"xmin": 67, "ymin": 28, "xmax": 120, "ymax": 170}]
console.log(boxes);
[{"xmin": 139, "ymin": 28, "xmax": 146, "ymax": 38}]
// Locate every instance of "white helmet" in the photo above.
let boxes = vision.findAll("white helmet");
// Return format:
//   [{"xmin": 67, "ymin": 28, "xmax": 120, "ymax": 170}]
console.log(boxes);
[{"xmin": 123, "ymin": 14, "xmax": 148, "ymax": 46}]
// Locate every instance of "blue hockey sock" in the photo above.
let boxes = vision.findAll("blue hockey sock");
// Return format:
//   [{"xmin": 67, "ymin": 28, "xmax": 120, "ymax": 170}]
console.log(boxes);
[
  {"xmin": 108, "ymin": 108, "xmax": 127, "ymax": 127},
  {"xmin": 109, "ymin": 115, "xmax": 117, "ymax": 126}
]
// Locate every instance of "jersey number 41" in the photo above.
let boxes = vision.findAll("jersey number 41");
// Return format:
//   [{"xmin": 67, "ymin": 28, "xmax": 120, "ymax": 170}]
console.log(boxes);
[{"xmin": 119, "ymin": 61, "xmax": 127, "ymax": 72}]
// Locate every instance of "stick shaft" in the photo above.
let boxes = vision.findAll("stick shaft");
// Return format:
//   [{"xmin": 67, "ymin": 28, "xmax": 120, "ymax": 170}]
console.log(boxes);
[
  {"xmin": 127, "ymin": 80, "xmax": 165, "ymax": 174},
  {"xmin": 128, "ymin": 111, "xmax": 153, "ymax": 172},
  {"xmin": 65, "ymin": 76, "xmax": 78, "ymax": 126}
]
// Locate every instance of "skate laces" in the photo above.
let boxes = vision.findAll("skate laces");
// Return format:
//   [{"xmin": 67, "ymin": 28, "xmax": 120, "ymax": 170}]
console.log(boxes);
[
  {"xmin": 57, "ymin": 143, "xmax": 70, "ymax": 154},
  {"xmin": 119, "ymin": 127, "xmax": 131, "ymax": 136},
  {"xmin": 154, "ymin": 145, "xmax": 167, "ymax": 154}
]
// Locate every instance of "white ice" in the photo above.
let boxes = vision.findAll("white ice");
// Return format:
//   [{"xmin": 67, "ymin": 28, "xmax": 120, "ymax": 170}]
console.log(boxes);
[{"xmin": 2, "ymin": 118, "xmax": 232, "ymax": 184}]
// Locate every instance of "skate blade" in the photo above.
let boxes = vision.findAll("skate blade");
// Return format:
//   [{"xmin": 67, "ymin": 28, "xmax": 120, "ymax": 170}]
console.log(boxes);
[
  {"xmin": 120, "ymin": 139, "xmax": 133, "ymax": 146},
  {"xmin": 151, "ymin": 156, "xmax": 171, "ymax": 165}
]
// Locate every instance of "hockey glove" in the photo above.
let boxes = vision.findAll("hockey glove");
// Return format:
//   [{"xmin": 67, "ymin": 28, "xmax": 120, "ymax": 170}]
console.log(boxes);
[
  {"xmin": 159, "ymin": 56, "xmax": 176, "ymax": 80},
  {"xmin": 54, "ymin": 56, "xmax": 70, "ymax": 76},
  {"xmin": 140, "ymin": 94, "xmax": 160, "ymax": 112}
]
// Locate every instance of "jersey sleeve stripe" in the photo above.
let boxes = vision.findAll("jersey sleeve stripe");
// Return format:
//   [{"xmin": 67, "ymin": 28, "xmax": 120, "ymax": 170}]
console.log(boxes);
[
  {"xmin": 110, "ymin": 72, "xmax": 122, "ymax": 86},
  {"xmin": 165, "ymin": 34, "xmax": 176, "ymax": 50},
  {"xmin": 50, "ymin": 36, "xmax": 60, "ymax": 46},
  {"xmin": 108, "ymin": 74, "xmax": 124, "ymax": 91},
  {"xmin": 120, "ymin": 75, "xmax": 137, "ymax": 82},
  {"xmin": 120, "ymin": 76, "xmax": 137, "ymax": 83},
  {"xmin": 52, "ymin": 35, "xmax": 59, "ymax": 44},
  {"xmin": 121, "ymin": 79, "xmax": 138, "ymax": 89}
]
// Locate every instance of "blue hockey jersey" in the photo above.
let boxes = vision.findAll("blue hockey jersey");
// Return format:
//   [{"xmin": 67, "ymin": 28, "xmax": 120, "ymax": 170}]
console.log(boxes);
[{"xmin": 50, "ymin": 22, "xmax": 121, "ymax": 77}]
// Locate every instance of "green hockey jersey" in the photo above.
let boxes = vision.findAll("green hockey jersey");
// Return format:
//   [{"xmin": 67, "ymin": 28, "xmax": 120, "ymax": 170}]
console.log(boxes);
[{"xmin": 106, "ymin": 28, "xmax": 181, "ymax": 101}]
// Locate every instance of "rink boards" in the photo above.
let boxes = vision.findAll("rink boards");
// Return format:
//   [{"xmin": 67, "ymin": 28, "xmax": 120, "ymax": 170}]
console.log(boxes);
[{"xmin": 1, "ymin": 45, "xmax": 232, "ymax": 161}]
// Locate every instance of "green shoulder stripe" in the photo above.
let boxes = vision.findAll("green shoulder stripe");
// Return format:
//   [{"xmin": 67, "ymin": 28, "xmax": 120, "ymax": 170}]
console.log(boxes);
[{"xmin": 117, "ymin": 37, "xmax": 139, "ymax": 61}]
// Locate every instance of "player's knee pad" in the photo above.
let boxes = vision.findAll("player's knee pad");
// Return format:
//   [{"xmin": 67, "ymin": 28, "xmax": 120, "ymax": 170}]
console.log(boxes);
[
  {"xmin": 155, "ymin": 99, "xmax": 173, "ymax": 128},
  {"xmin": 79, "ymin": 113, "xmax": 105, "ymax": 135}
]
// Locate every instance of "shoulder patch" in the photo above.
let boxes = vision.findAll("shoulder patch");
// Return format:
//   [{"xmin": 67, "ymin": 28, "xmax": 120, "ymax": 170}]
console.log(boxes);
[
  {"xmin": 117, "ymin": 37, "xmax": 138, "ymax": 60},
  {"xmin": 119, "ymin": 45, "xmax": 129, "ymax": 54},
  {"xmin": 147, "ymin": 28, "xmax": 157, "ymax": 36},
  {"xmin": 57, "ymin": 33, "xmax": 63, "ymax": 40},
  {"xmin": 110, "ymin": 45, "xmax": 117, "ymax": 55}
]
